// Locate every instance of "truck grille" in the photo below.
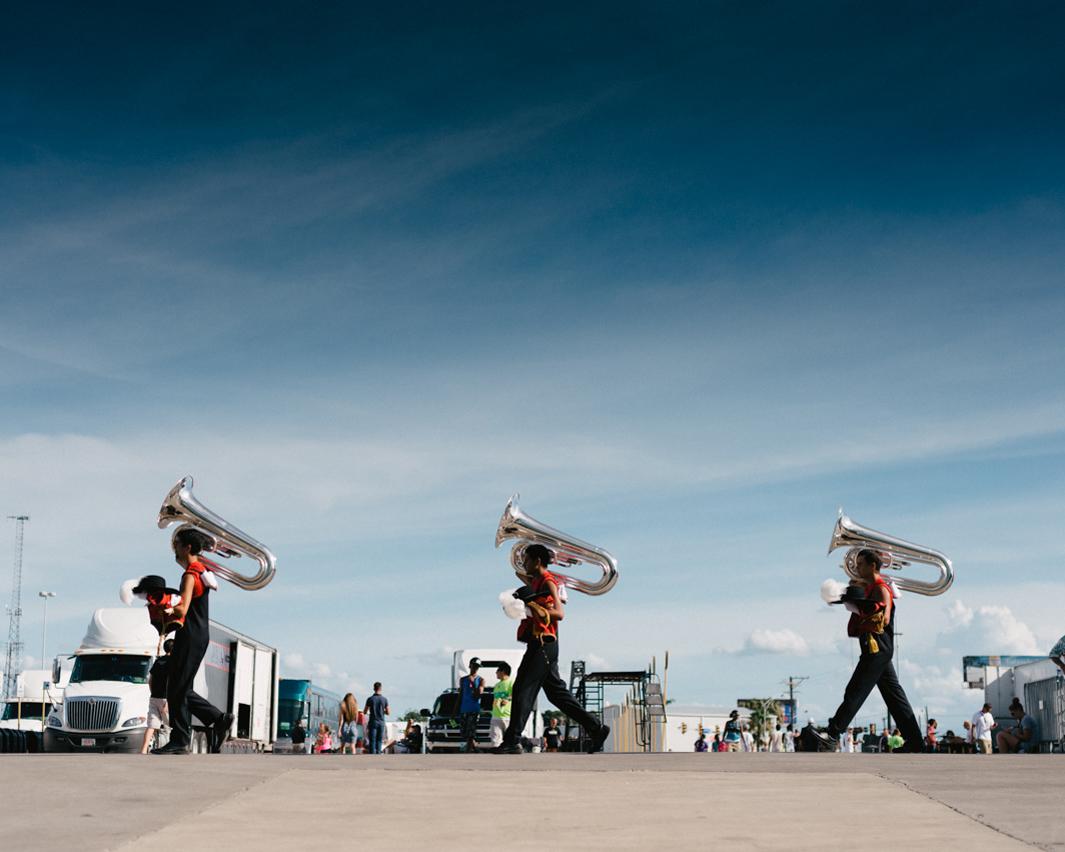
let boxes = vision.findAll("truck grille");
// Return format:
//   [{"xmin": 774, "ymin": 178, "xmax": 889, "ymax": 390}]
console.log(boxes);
[{"xmin": 65, "ymin": 697, "xmax": 121, "ymax": 732}]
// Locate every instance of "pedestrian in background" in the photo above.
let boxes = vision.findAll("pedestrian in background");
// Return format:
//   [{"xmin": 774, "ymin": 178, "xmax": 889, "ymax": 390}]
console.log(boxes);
[
  {"xmin": 740, "ymin": 724, "xmax": 754, "ymax": 752},
  {"xmin": 695, "ymin": 732, "xmax": 708, "ymax": 752},
  {"xmin": 769, "ymin": 724, "xmax": 784, "ymax": 752},
  {"xmin": 338, "ymin": 693, "xmax": 359, "ymax": 754},
  {"xmin": 544, "ymin": 718, "xmax": 562, "ymax": 752},
  {"xmin": 489, "ymin": 662, "xmax": 514, "ymax": 749},
  {"xmin": 291, "ymin": 718, "xmax": 307, "ymax": 754},
  {"xmin": 459, "ymin": 658, "xmax": 484, "ymax": 753},
  {"xmin": 925, "ymin": 718, "xmax": 938, "ymax": 753},
  {"xmin": 971, "ymin": 703, "xmax": 995, "ymax": 754},
  {"xmin": 722, "ymin": 711, "xmax": 742, "ymax": 752},
  {"xmin": 840, "ymin": 727, "xmax": 854, "ymax": 753},
  {"xmin": 364, "ymin": 682, "xmax": 390, "ymax": 754}
]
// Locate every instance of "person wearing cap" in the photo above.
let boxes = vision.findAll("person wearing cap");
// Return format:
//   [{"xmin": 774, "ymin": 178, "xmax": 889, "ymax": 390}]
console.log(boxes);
[
  {"xmin": 153, "ymin": 528, "xmax": 234, "ymax": 755},
  {"xmin": 459, "ymin": 658, "xmax": 484, "ymax": 752},
  {"xmin": 493, "ymin": 544, "xmax": 610, "ymax": 755},
  {"xmin": 128, "ymin": 575, "xmax": 183, "ymax": 636}
]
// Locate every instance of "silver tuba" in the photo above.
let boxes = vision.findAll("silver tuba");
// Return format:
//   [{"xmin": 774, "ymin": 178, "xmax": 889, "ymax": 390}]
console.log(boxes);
[
  {"xmin": 828, "ymin": 510, "xmax": 953, "ymax": 596},
  {"xmin": 495, "ymin": 494, "xmax": 618, "ymax": 596},
  {"xmin": 158, "ymin": 476, "xmax": 277, "ymax": 591}
]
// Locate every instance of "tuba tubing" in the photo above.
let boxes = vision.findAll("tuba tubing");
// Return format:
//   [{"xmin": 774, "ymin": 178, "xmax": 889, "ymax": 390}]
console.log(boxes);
[
  {"xmin": 158, "ymin": 476, "xmax": 277, "ymax": 591},
  {"xmin": 495, "ymin": 494, "xmax": 618, "ymax": 596},
  {"xmin": 829, "ymin": 509, "xmax": 953, "ymax": 596}
]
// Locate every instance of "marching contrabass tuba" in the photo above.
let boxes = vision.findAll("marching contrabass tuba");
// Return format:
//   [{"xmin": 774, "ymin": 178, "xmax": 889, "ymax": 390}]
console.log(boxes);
[
  {"xmin": 495, "ymin": 494, "xmax": 618, "ymax": 596},
  {"xmin": 828, "ymin": 510, "xmax": 953, "ymax": 596},
  {"xmin": 158, "ymin": 476, "xmax": 277, "ymax": 591}
]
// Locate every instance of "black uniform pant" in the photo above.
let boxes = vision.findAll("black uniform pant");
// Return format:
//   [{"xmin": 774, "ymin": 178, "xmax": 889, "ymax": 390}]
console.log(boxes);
[
  {"xmin": 503, "ymin": 638, "xmax": 603, "ymax": 747},
  {"xmin": 828, "ymin": 634, "xmax": 922, "ymax": 751},
  {"xmin": 167, "ymin": 633, "xmax": 222, "ymax": 749}
]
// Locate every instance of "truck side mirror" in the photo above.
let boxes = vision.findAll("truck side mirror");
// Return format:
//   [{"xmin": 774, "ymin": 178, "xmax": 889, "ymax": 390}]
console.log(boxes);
[{"xmin": 52, "ymin": 658, "xmax": 61, "ymax": 685}]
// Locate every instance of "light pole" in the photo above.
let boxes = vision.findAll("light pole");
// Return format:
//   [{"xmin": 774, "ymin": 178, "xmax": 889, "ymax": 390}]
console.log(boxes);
[{"xmin": 38, "ymin": 591, "xmax": 56, "ymax": 671}]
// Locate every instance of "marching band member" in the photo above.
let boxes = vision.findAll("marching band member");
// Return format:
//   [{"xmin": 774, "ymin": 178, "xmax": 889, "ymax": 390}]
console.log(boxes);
[
  {"xmin": 812, "ymin": 549, "xmax": 922, "ymax": 752},
  {"xmin": 153, "ymin": 528, "xmax": 234, "ymax": 755},
  {"xmin": 493, "ymin": 544, "xmax": 610, "ymax": 754}
]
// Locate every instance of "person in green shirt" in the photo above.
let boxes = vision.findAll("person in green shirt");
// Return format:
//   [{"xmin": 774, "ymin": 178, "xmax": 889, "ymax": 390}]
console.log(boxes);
[
  {"xmin": 490, "ymin": 663, "xmax": 515, "ymax": 748},
  {"xmin": 886, "ymin": 728, "xmax": 905, "ymax": 752}
]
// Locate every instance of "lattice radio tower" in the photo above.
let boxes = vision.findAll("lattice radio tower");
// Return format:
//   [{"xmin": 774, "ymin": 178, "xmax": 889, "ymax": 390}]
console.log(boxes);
[{"xmin": 2, "ymin": 515, "xmax": 29, "ymax": 700}]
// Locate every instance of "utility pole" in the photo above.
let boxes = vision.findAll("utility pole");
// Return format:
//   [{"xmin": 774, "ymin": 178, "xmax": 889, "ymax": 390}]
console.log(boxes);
[
  {"xmin": 39, "ymin": 591, "xmax": 56, "ymax": 673},
  {"xmin": 785, "ymin": 675, "xmax": 809, "ymax": 726},
  {"xmin": 3, "ymin": 516, "xmax": 29, "ymax": 700}
]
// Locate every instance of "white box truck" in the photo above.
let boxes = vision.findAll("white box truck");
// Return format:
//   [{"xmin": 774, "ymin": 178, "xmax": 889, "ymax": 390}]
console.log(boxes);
[{"xmin": 45, "ymin": 607, "xmax": 279, "ymax": 753}]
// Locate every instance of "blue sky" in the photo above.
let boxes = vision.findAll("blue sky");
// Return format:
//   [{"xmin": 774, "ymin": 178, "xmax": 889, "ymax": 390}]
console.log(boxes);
[{"xmin": 2, "ymin": 2, "xmax": 1064, "ymax": 731}]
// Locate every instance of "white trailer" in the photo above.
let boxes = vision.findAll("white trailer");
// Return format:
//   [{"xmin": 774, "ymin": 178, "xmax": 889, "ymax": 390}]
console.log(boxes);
[{"xmin": 45, "ymin": 607, "xmax": 278, "ymax": 753}]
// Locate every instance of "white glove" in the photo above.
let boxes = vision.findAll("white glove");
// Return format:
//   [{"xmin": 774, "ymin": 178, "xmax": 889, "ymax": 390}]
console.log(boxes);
[
  {"xmin": 499, "ymin": 589, "xmax": 528, "ymax": 620},
  {"xmin": 119, "ymin": 579, "xmax": 138, "ymax": 606},
  {"xmin": 820, "ymin": 578, "xmax": 847, "ymax": 604}
]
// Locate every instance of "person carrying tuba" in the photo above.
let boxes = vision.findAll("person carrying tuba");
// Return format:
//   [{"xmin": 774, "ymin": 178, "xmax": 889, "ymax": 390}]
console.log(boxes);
[
  {"xmin": 810, "ymin": 549, "xmax": 922, "ymax": 752},
  {"xmin": 153, "ymin": 528, "xmax": 234, "ymax": 755},
  {"xmin": 493, "ymin": 544, "xmax": 610, "ymax": 754}
]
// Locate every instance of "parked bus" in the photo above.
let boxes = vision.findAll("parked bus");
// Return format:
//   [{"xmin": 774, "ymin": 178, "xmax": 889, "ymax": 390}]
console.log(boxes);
[{"xmin": 276, "ymin": 678, "xmax": 343, "ymax": 752}]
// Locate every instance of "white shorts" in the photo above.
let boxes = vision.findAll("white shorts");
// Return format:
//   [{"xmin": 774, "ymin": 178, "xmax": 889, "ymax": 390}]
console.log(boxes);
[
  {"xmin": 489, "ymin": 717, "xmax": 508, "ymax": 746},
  {"xmin": 147, "ymin": 697, "xmax": 169, "ymax": 730}
]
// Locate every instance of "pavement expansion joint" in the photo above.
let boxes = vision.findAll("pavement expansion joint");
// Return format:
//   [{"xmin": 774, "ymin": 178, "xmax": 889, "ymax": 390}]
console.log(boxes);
[{"xmin": 875, "ymin": 771, "xmax": 1041, "ymax": 851}]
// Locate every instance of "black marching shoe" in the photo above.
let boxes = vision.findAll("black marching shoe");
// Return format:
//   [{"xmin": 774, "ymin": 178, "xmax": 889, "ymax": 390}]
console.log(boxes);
[
  {"xmin": 802, "ymin": 724, "xmax": 839, "ymax": 752},
  {"xmin": 491, "ymin": 743, "xmax": 523, "ymax": 754},
  {"xmin": 588, "ymin": 725, "xmax": 611, "ymax": 753},
  {"xmin": 211, "ymin": 713, "xmax": 235, "ymax": 754},
  {"xmin": 152, "ymin": 743, "xmax": 190, "ymax": 755}
]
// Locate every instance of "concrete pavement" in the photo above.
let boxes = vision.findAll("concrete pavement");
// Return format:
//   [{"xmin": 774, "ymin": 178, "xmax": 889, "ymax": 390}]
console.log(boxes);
[{"xmin": 2, "ymin": 753, "xmax": 1061, "ymax": 850}]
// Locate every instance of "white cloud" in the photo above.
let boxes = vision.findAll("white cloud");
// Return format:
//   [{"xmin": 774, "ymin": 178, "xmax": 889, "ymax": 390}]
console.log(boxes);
[
  {"xmin": 282, "ymin": 652, "xmax": 306, "ymax": 670},
  {"xmin": 940, "ymin": 600, "xmax": 1041, "ymax": 655},
  {"xmin": 899, "ymin": 660, "xmax": 971, "ymax": 715},
  {"xmin": 586, "ymin": 653, "xmax": 609, "ymax": 669},
  {"xmin": 742, "ymin": 628, "xmax": 809, "ymax": 656}
]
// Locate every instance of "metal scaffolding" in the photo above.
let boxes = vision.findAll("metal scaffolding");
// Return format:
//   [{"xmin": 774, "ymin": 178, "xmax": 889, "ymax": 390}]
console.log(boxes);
[
  {"xmin": 3, "ymin": 515, "xmax": 29, "ymax": 700},
  {"xmin": 565, "ymin": 661, "xmax": 664, "ymax": 752}
]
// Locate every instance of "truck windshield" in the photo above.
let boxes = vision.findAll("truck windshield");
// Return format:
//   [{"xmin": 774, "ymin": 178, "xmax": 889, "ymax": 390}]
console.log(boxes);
[
  {"xmin": 433, "ymin": 693, "xmax": 461, "ymax": 717},
  {"xmin": 70, "ymin": 655, "xmax": 151, "ymax": 684},
  {"xmin": 1, "ymin": 702, "xmax": 49, "ymax": 720}
]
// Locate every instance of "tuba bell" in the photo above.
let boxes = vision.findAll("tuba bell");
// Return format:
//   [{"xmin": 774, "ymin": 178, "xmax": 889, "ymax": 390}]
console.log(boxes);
[
  {"xmin": 495, "ymin": 494, "xmax": 618, "ymax": 596},
  {"xmin": 158, "ymin": 476, "xmax": 277, "ymax": 591},
  {"xmin": 828, "ymin": 509, "xmax": 953, "ymax": 596}
]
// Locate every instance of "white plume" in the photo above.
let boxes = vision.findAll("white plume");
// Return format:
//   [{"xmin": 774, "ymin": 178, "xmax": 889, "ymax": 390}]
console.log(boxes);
[
  {"xmin": 120, "ymin": 579, "xmax": 139, "ymax": 606},
  {"xmin": 499, "ymin": 589, "xmax": 527, "ymax": 621},
  {"xmin": 820, "ymin": 578, "xmax": 847, "ymax": 605}
]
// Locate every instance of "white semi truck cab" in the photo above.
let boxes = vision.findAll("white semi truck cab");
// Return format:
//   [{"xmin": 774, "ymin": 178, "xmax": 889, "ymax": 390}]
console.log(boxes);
[{"xmin": 44, "ymin": 608, "xmax": 158, "ymax": 753}]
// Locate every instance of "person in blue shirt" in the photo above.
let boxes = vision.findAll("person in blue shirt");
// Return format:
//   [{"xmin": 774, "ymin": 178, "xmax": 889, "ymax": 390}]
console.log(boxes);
[
  {"xmin": 997, "ymin": 701, "xmax": 1040, "ymax": 753},
  {"xmin": 458, "ymin": 658, "xmax": 484, "ymax": 753},
  {"xmin": 363, "ymin": 683, "xmax": 390, "ymax": 755}
]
